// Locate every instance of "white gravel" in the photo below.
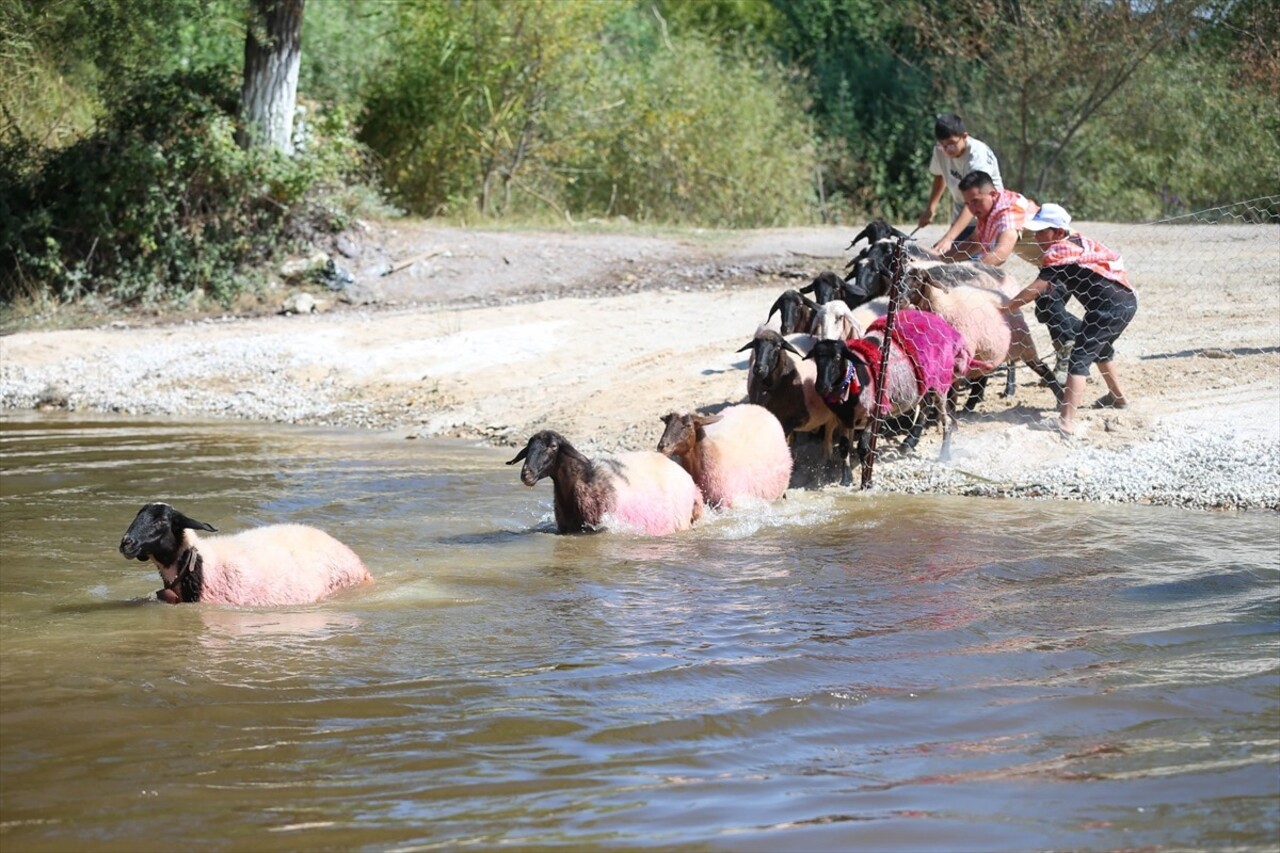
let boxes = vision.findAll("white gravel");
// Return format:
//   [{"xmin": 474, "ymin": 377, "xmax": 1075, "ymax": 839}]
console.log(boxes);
[{"xmin": 4, "ymin": 222, "xmax": 1277, "ymax": 513}]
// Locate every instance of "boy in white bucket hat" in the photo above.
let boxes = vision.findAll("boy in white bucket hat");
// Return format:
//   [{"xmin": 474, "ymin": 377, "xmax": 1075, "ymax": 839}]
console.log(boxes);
[
  {"xmin": 1006, "ymin": 203, "xmax": 1137, "ymax": 439},
  {"xmin": 1022, "ymin": 203, "xmax": 1081, "ymax": 385}
]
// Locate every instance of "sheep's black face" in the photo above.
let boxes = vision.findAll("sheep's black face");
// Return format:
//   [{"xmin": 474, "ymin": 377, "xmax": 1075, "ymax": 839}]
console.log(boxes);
[
  {"xmin": 803, "ymin": 272, "xmax": 844, "ymax": 306},
  {"xmin": 507, "ymin": 431, "xmax": 563, "ymax": 486},
  {"xmin": 749, "ymin": 339, "xmax": 779, "ymax": 385},
  {"xmin": 119, "ymin": 502, "xmax": 216, "ymax": 565},
  {"xmin": 809, "ymin": 340, "xmax": 849, "ymax": 400},
  {"xmin": 769, "ymin": 291, "xmax": 807, "ymax": 336},
  {"xmin": 849, "ymin": 259, "xmax": 887, "ymax": 306}
]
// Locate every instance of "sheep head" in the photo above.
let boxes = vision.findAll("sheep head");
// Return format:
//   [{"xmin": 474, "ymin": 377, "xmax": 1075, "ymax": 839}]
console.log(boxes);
[
  {"xmin": 658, "ymin": 412, "xmax": 725, "ymax": 459},
  {"xmin": 738, "ymin": 330, "xmax": 801, "ymax": 387},
  {"xmin": 846, "ymin": 252, "xmax": 892, "ymax": 307},
  {"xmin": 120, "ymin": 502, "xmax": 217, "ymax": 566},
  {"xmin": 806, "ymin": 339, "xmax": 871, "ymax": 406},
  {"xmin": 508, "ymin": 430, "xmax": 563, "ymax": 486},
  {"xmin": 767, "ymin": 289, "xmax": 818, "ymax": 336},
  {"xmin": 799, "ymin": 271, "xmax": 846, "ymax": 305}
]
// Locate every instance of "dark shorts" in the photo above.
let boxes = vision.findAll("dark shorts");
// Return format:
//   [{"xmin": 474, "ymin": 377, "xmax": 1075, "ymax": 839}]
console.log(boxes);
[
  {"xmin": 1038, "ymin": 264, "xmax": 1138, "ymax": 376},
  {"xmin": 1034, "ymin": 282, "xmax": 1083, "ymax": 349},
  {"xmin": 1068, "ymin": 287, "xmax": 1138, "ymax": 375}
]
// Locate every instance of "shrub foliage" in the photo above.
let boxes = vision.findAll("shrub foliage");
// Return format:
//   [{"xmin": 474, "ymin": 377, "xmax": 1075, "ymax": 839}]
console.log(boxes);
[
  {"xmin": 0, "ymin": 69, "xmax": 374, "ymax": 306},
  {"xmin": 1, "ymin": 0, "xmax": 1274, "ymax": 311}
]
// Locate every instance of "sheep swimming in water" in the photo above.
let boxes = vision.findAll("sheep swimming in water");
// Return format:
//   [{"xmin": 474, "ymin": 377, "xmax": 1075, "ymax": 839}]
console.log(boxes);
[
  {"xmin": 657, "ymin": 404, "xmax": 792, "ymax": 509},
  {"xmin": 508, "ymin": 430, "xmax": 703, "ymax": 535},
  {"xmin": 119, "ymin": 502, "xmax": 371, "ymax": 605}
]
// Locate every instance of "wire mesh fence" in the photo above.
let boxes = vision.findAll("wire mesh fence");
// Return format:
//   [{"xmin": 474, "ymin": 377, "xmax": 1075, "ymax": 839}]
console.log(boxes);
[{"xmin": 757, "ymin": 195, "xmax": 1280, "ymax": 504}]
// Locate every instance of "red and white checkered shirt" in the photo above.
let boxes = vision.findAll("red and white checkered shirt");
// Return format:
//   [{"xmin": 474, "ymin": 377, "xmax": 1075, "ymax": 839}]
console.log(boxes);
[
  {"xmin": 1040, "ymin": 234, "xmax": 1132, "ymax": 290},
  {"xmin": 974, "ymin": 189, "xmax": 1037, "ymax": 251}
]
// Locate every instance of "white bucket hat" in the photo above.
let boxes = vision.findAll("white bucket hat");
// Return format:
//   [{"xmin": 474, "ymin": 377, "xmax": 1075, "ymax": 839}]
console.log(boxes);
[{"xmin": 1024, "ymin": 202, "xmax": 1072, "ymax": 231}]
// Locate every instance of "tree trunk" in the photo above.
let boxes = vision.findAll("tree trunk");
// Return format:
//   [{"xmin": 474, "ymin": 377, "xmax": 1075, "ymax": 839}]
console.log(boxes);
[{"xmin": 237, "ymin": 0, "xmax": 305, "ymax": 154}]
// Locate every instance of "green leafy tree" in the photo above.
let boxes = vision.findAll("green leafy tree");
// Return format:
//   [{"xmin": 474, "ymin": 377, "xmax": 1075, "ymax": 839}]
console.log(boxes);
[
  {"xmin": 564, "ymin": 9, "xmax": 816, "ymax": 226},
  {"xmin": 911, "ymin": 0, "xmax": 1216, "ymax": 198},
  {"xmin": 766, "ymin": 0, "xmax": 935, "ymax": 220}
]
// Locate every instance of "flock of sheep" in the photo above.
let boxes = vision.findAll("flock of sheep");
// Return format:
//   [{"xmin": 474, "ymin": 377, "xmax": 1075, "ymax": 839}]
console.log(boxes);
[{"xmin": 119, "ymin": 221, "xmax": 1064, "ymax": 607}]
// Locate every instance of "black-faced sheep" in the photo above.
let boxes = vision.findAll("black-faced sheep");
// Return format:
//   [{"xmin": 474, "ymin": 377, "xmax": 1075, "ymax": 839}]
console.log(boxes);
[
  {"xmin": 767, "ymin": 288, "xmax": 820, "ymax": 336},
  {"xmin": 657, "ymin": 404, "xmax": 792, "ymax": 509},
  {"xmin": 738, "ymin": 327, "xmax": 852, "ymax": 485},
  {"xmin": 508, "ymin": 430, "xmax": 703, "ymax": 535},
  {"xmin": 807, "ymin": 309, "xmax": 971, "ymax": 464},
  {"xmin": 799, "ymin": 270, "xmax": 862, "ymax": 309},
  {"xmin": 119, "ymin": 502, "xmax": 372, "ymax": 605}
]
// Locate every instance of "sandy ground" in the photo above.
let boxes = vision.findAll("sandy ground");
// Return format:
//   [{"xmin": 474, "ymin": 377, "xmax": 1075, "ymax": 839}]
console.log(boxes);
[{"xmin": 2, "ymin": 219, "xmax": 1278, "ymax": 508}]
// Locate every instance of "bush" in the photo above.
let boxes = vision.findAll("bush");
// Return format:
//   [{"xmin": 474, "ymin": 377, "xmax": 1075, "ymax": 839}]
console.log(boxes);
[
  {"xmin": 358, "ymin": 2, "xmax": 818, "ymax": 226},
  {"xmin": 0, "ymin": 68, "xmax": 382, "ymax": 308},
  {"xmin": 561, "ymin": 32, "xmax": 817, "ymax": 227}
]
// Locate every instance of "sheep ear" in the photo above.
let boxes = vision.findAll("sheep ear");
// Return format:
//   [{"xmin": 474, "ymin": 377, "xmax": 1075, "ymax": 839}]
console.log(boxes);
[
  {"xmin": 800, "ymin": 293, "xmax": 819, "ymax": 309},
  {"xmin": 780, "ymin": 339, "xmax": 800, "ymax": 355},
  {"xmin": 694, "ymin": 413, "xmax": 723, "ymax": 428},
  {"xmin": 506, "ymin": 446, "xmax": 528, "ymax": 465},
  {"xmin": 853, "ymin": 361, "xmax": 872, "ymax": 390},
  {"xmin": 736, "ymin": 340, "xmax": 755, "ymax": 353},
  {"xmin": 172, "ymin": 509, "xmax": 217, "ymax": 533},
  {"xmin": 767, "ymin": 294, "xmax": 786, "ymax": 319}
]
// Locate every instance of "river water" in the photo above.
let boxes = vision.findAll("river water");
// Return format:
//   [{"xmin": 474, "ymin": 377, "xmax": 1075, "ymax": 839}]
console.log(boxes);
[{"xmin": 1, "ymin": 415, "xmax": 1276, "ymax": 851}]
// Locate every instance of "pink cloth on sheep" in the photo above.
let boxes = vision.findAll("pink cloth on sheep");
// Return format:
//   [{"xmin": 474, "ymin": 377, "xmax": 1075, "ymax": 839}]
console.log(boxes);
[{"xmin": 867, "ymin": 309, "xmax": 971, "ymax": 398}]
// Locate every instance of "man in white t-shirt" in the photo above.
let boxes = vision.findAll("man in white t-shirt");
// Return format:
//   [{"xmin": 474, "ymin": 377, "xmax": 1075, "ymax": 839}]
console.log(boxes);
[{"xmin": 917, "ymin": 114, "xmax": 1003, "ymax": 254}]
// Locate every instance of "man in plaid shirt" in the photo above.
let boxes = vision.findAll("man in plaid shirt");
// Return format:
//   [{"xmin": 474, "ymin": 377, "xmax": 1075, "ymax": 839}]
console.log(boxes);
[{"xmin": 939, "ymin": 170, "xmax": 1039, "ymax": 266}]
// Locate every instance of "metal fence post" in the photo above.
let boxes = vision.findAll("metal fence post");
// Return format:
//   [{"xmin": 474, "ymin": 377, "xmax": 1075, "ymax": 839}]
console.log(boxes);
[{"xmin": 860, "ymin": 236, "xmax": 907, "ymax": 489}]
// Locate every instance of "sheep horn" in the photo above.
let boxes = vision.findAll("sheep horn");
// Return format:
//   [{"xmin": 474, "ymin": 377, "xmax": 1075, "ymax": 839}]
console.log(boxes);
[{"xmin": 767, "ymin": 294, "xmax": 789, "ymax": 319}]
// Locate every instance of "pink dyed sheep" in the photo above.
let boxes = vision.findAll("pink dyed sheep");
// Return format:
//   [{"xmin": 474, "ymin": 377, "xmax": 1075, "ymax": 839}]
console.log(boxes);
[
  {"xmin": 808, "ymin": 309, "xmax": 971, "ymax": 464},
  {"xmin": 508, "ymin": 430, "xmax": 703, "ymax": 535},
  {"xmin": 657, "ymin": 404, "xmax": 792, "ymax": 509},
  {"xmin": 119, "ymin": 503, "xmax": 371, "ymax": 605},
  {"xmin": 739, "ymin": 327, "xmax": 853, "ymax": 485},
  {"xmin": 906, "ymin": 268, "xmax": 1063, "ymax": 410}
]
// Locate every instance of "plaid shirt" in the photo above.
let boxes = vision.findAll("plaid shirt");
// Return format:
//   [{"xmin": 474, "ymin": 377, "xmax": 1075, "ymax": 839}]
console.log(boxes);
[
  {"xmin": 974, "ymin": 189, "xmax": 1036, "ymax": 251},
  {"xmin": 1041, "ymin": 234, "xmax": 1132, "ymax": 290}
]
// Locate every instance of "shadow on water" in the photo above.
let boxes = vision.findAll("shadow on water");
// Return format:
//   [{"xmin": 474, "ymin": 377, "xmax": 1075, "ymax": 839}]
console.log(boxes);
[
  {"xmin": 50, "ymin": 597, "xmax": 158, "ymax": 615},
  {"xmin": 434, "ymin": 528, "xmax": 550, "ymax": 546}
]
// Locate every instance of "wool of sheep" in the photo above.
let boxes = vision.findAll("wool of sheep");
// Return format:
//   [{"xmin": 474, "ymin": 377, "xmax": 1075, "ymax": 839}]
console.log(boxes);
[
  {"xmin": 867, "ymin": 310, "xmax": 971, "ymax": 398},
  {"xmin": 911, "ymin": 281, "xmax": 1036, "ymax": 376},
  {"xmin": 597, "ymin": 451, "xmax": 703, "ymax": 535},
  {"xmin": 183, "ymin": 526, "xmax": 371, "ymax": 606},
  {"xmin": 668, "ymin": 404, "xmax": 792, "ymax": 509}
]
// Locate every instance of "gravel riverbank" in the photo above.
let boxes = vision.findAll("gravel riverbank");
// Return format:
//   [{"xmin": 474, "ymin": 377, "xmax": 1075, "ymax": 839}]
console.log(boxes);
[{"xmin": 3, "ymin": 221, "xmax": 1277, "ymax": 511}]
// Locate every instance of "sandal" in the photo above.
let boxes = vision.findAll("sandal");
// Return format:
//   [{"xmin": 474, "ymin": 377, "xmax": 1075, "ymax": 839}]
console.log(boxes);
[
  {"xmin": 1092, "ymin": 393, "xmax": 1128, "ymax": 410},
  {"xmin": 1030, "ymin": 416, "xmax": 1076, "ymax": 440}
]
